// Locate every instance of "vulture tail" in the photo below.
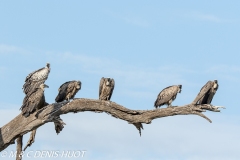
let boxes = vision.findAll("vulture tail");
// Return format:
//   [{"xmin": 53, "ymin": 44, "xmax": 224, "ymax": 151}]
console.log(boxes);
[{"xmin": 55, "ymin": 93, "xmax": 66, "ymax": 102}]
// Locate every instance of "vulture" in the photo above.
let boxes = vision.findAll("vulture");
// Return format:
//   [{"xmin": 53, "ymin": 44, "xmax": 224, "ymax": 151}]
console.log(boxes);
[
  {"xmin": 99, "ymin": 77, "xmax": 115, "ymax": 100},
  {"xmin": 20, "ymin": 83, "xmax": 49, "ymax": 117},
  {"xmin": 197, "ymin": 80, "xmax": 218, "ymax": 104},
  {"xmin": 23, "ymin": 63, "xmax": 50, "ymax": 94},
  {"xmin": 55, "ymin": 80, "xmax": 81, "ymax": 102},
  {"xmin": 154, "ymin": 85, "xmax": 182, "ymax": 108}
]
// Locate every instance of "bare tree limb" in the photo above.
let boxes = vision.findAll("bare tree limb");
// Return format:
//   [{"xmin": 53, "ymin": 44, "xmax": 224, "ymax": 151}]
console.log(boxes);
[
  {"xmin": 16, "ymin": 136, "xmax": 23, "ymax": 160},
  {"xmin": 23, "ymin": 129, "xmax": 36, "ymax": 151},
  {"xmin": 0, "ymin": 98, "xmax": 224, "ymax": 152},
  {"xmin": 132, "ymin": 123, "xmax": 144, "ymax": 136},
  {"xmin": 0, "ymin": 80, "xmax": 225, "ymax": 152},
  {"xmin": 53, "ymin": 116, "xmax": 66, "ymax": 134},
  {"xmin": 22, "ymin": 102, "xmax": 49, "ymax": 151}
]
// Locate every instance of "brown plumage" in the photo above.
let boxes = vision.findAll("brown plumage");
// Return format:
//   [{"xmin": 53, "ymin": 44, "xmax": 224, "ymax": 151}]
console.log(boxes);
[
  {"xmin": 55, "ymin": 80, "xmax": 81, "ymax": 102},
  {"xmin": 99, "ymin": 77, "xmax": 115, "ymax": 100},
  {"xmin": 20, "ymin": 84, "xmax": 49, "ymax": 117},
  {"xmin": 154, "ymin": 85, "xmax": 182, "ymax": 108},
  {"xmin": 197, "ymin": 80, "xmax": 218, "ymax": 104},
  {"xmin": 23, "ymin": 63, "xmax": 50, "ymax": 94}
]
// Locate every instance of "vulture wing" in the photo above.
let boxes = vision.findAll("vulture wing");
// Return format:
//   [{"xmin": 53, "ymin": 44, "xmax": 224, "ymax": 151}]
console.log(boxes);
[
  {"xmin": 20, "ymin": 88, "xmax": 43, "ymax": 117},
  {"xmin": 55, "ymin": 81, "xmax": 71, "ymax": 102},
  {"xmin": 99, "ymin": 77, "xmax": 105, "ymax": 98},
  {"xmin": 25, "ymin": 67, "xmax": 46, "ymax": 82},
  {"xmin": 108, "ymin": 79, "xmax": 115, "ymax": 100},
  {"xmin": 154, "ymin": 85, "xmax": 178, "ymax": 107},
  {"xmin": 23, "ymin": 79, "xmax": 45, "ymax": 94},
  {"xmin": 193, "ymin": 81, "xmax": 213, "ymax": 104},
  {"xmin": 67, "ymin": 81, "xmax": 75, "ymax": 92},
  {"xmin": 23, "ymin": 66, "xmax": 50, "ymax": 94},
  {"xmin": 206, "ymin": 83, "xmax": 218, "ymax": 104}
]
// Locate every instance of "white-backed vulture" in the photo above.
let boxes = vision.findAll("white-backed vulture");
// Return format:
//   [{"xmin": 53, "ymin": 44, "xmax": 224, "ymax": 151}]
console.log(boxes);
[
  {"xmin": 197, "ymin": 80, "xmax": 218, "ymax": 104},
  {"xmin": 23, "ymin": 63, "xmax": 50, "ymax": 94},
  {"xmin": 55, "ymin": 80, "xmax": 81, "ymax": 102},
  {"xmin": 20, "ymin": 84, "xmax": 49, "ymax": 117},
  {"xmin": 99, "ymin": 77, "xmax": 115, "ymax": 101},
  {"xmin": 154, "ymin": 85, "xmax": 182, "ymax": 108}
]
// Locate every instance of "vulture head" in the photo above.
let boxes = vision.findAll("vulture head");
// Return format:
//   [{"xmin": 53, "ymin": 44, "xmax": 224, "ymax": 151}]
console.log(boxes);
[
  {"xmin": 213, "ymin": 80, "xmax": 218, "ymax": 90},
  {"xmin": 39, "ymin": 84, "xmax": 49, "ymax": 90},
  {"xmin": 76, "ymin": 81, "xmax": 81, "ymax": 89},
  {"xmin": 46, "ymin": 63, "xmax": 50, "ymax": 68},
  {"xmin": 178, "ymin": 85, "xmax": 182, "ymax": 93},
  {"xmin": 106, "ymin": 78, "xmax": 112, "ymax": 86}
]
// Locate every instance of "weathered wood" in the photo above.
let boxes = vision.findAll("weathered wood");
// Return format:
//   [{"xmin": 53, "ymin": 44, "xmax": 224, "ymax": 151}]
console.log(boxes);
[
  {"xmin": 23, "ymin": 129, "xmax": 36, "ymax": 151},
  {"xmin": 16, "ymin": 136, "xmax": 23, "ymax": 160},
  {"xmin": 0, "ymin": 98, "xmax": 224, "ymax": 152}
]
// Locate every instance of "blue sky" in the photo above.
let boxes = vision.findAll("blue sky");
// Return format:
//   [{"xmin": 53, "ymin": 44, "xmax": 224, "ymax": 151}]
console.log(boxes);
[{"xmin": 1, "ymin": 1, "xmax": 240, "ymax": 159}]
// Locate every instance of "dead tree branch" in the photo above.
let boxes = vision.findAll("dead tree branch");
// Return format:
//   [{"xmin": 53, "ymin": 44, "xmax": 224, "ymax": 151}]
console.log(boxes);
[
  {"xmin": 0, "ymin": 81, "xmax": 225, "ymax": 153},
  {"xmin": 16, "ymin": 136, "xmax": 23, "ymax": 160},
  {"xmin": 0, "ymin": 98, "xmax": 224, "ymax": 152},
  {"xmin": 23, "ymin": 129, "xmax": 36, "ymax": 151}
]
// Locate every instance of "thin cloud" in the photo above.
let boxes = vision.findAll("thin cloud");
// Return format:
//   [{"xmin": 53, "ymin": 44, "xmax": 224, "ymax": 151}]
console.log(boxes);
[
  {"xmin": 0, "ymin": 44, "xmax": 19, "ymax": 53},
  {"xmin": 45, "ymin": 52, "xmax": 191, "ymax": 89},
  {"xmin": 197, "ymin": 13, "xmax": 222, "ymax": 23},
  {"xmin": 44, "ymin": 51, "xmax": 196, "ymax": 107},
  {"xmin": 0, "ymin": 46, "xmax": 193, "ymax": 91},
  {"xmin": 106, "ymin": 10, "xmax": 151, "ymax": 28},
  {"xmin": 206, "ymin": 65, "xmax": 240, "ymax": 73},
  {"xmin": 184, "ymin": 12, "xmax": 235, "ymax": 23},
  {"xmin": 204, "ymin": 65, "xmax": 240, "ymax": 83},
  {"xmin": 0, "ymin": 44, "xmax": 31, "ymax": 55},
  {"xmin": 0, "ymin": 46, "xmax": 195, "ymax": 106},
  {"xmin": 50, "ymin": 51, "xmax": 121, "ymax": 70}
]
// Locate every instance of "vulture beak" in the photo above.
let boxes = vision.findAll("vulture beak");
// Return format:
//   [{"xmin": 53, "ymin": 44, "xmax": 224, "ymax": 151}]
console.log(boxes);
[
  {"xmin": 44, "ymin": 84, "xmax": 49, "ymax": 88},
  {"xmin": 46, "ymin": 63, "xmax": 50, "ymax": 68},
  {"xmin": 178, "ymin": 85, "xmax": 182, "ymax": 93},
  {"xmin": 76, "ymin": 85, "xmax": 81, "ymax": 89},
  {"xmin": 76, "ymin": 81, "xmax": 81, "ymax": 89}
]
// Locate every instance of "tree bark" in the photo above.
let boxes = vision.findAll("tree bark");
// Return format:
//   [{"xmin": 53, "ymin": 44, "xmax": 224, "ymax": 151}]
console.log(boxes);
[
  {"xmin": 16, "ymin": 136, "xmax": 23, "ymax": 160},
  {"xmin": 23, "ymin": 129, "xmax": 36, "ymax": 151}
]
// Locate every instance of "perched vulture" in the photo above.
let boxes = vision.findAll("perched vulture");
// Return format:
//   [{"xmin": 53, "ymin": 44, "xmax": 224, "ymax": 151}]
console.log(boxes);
[
  {"xmin": 20, "ymin": 84, "xmax": 49, "ymax": 117},
  {"xmin": 23, "ymin": 63, "xmax": 50, "ymax": 94},
  {"xmin": 197, "ymin": 80, "xmax": 218, "ymax": 104},
  {"xmin": 99, "ymin": 77, "xmax": 115, "ymax": 100},
  {"xmin": 55, "ymin": 80, "xmax": 81, "ymax": 102},
  {"xmin": 154, "ymin": 85, "xmax": 182, "ymax": 108}
]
